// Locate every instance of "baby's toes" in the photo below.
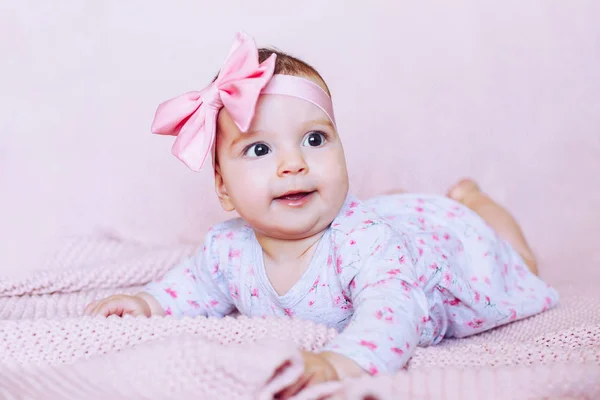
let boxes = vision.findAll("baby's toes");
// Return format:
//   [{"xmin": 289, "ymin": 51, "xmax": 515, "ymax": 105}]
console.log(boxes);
[{"xmin": 447, "ymin": 178, "xmax": 481, "ymax": 204}]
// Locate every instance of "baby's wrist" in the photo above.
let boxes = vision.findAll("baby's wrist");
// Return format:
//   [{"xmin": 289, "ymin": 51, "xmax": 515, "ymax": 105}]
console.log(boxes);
[
  {"xmin": 320, "ymin": 351, "xmax": 364, "ymax": 380},
  {"xmin": 134, "ymin": 292, "xmax": 165, "ymax": 317}
]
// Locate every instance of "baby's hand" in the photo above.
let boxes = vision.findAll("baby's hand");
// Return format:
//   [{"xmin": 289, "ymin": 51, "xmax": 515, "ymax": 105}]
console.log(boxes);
[
  {"xmin": 276, "ymin": 351, "xmax": 339, "ymax": 399},
  {"xmin": 83, "ymin": 293, "xmax": 163, "ymax": 318}
]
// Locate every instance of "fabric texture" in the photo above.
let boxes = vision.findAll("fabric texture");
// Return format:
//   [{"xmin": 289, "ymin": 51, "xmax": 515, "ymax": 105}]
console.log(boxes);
[{"xmin": 1, "ymin": 237, "xmax": 596, "ymax": 399}]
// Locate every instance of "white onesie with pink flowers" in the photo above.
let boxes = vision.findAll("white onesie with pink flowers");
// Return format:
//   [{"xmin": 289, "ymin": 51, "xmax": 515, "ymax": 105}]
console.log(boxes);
[{"xmin": 144, "ymin": 193, "xmax": 558, "ymax": 374}]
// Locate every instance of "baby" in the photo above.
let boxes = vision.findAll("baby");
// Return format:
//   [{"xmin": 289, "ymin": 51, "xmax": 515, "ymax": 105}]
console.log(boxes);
[{"xmin": 85, "ymin": 31, "xmax": 558, "ymax": 397}]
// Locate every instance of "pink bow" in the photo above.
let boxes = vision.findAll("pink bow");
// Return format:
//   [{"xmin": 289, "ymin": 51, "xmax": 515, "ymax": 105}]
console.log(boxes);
[{"xmin": 151, "ymin": 32, "xmax": 277, "ymax": 171}]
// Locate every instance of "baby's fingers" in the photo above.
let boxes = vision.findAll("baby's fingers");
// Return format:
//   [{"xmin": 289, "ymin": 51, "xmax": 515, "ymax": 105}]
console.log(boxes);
[
  {"xmin": 276, "ymin": 373, "xmax": 311, "ymax": 400},
  {"xmin": 84, "ymin": 297, "xmax": 126, "ymax": 317},
  {"xmin": 84, "ymin": 296, "xmax": 150, "ymax": 318},
  {"xmin": 93, "ymin": 299, "xmax": 129, "ymax": 317}
]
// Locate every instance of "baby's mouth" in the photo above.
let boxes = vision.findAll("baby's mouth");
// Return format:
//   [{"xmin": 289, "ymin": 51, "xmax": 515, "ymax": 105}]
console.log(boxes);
[{"xmin": 274, "ymin": 190, "xmax": 316, "ymax": 201}]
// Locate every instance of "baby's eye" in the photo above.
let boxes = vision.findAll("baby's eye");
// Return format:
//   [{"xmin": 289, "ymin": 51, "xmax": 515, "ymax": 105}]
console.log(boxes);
[
  {"xmin": 302, "ymin": 131, "xmax": 327, "ymax": 147},
  {"xmin": 244, "ymin": 143, "xmax": 271, "ymax": 158}
]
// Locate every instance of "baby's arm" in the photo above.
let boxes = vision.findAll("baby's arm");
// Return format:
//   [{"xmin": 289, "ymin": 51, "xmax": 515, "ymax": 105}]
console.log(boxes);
[
  {"xmin": 322, "ymin": 225, "xmax": 428, "ymax": 376},
  {"xmin": 143, "ymin": 244, "xmax": 234, "ymax": 317},
  {"xmin": 85, "ymin": 231, "xmax": 234, "ymax": 318}
]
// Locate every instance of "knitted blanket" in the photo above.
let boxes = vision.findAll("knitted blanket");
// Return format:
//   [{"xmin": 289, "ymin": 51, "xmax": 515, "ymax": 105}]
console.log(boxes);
[{"xmin": 1, "ymin": 237, "xmax": 599, "ymax": 399}]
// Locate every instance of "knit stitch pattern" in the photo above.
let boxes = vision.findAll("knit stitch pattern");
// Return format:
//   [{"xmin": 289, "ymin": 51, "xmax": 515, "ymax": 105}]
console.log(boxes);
[{"xmin": 0, "ymin": 237, "xmax": 598, "ymax": 399}]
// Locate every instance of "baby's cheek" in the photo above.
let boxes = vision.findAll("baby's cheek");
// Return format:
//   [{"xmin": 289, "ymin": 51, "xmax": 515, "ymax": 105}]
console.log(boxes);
[
  {"xmin": 230, "ymin": 171, "xmax": 271, "ymax": 212},
  {"xmin": 324, "ymin": 149, "xmax": 348, "ymax": 185},
  {"xmin": 245, "ymin": 174, "xmax": 271, "ymax": 199},
  {"xmin": 319, "ymin": 158, "xmax": 349, "ymax": 201}
]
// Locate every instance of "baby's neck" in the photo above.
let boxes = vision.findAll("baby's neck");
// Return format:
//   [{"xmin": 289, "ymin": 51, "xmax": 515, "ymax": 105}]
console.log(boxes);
[
  {"xmin": 255, "ymin": 229, "xmax": 328, "ymax": 296},
  {"xmin": 255, "ymin": 229, "xmax": 327, "ymax": 264}
]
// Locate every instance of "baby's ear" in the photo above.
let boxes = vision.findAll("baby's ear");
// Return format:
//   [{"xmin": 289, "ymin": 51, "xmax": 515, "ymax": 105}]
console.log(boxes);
[{"xmin": 214, "ymin": 165, "xmax": 235, "ymax": 212}]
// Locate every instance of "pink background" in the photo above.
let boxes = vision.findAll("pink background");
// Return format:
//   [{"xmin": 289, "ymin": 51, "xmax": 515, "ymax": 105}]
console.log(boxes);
[{"xmin": 1, "ymin": 1, "xmax": 599, "ymax": 284}]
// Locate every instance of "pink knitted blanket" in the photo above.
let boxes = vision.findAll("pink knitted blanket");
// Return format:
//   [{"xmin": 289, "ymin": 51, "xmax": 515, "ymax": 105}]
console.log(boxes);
[{"xmin": 1, "ymin": 237, "xmax": 599, "ymax": 399}]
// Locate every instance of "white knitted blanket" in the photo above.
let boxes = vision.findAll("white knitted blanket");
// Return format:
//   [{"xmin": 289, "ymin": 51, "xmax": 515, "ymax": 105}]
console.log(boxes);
[{"xmin": 0, "ymin": 237, "xmax": 598, "ymax": 399}]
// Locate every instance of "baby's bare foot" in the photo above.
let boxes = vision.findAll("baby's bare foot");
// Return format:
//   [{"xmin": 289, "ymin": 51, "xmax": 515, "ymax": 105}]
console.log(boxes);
[
  {"xmin": 446, "ymin": 178, "xmax": 482, "ymax": 207},
  {"xmin": 446, "ymin": 178, "xmax": 538, "ymax": 275}
]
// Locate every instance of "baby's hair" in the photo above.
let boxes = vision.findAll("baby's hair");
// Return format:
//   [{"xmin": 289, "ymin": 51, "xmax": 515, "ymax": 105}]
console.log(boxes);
[
  {"xmin": 212, "ymin": 48, "xmax": 331, "ymax": 97},
  {"xmin": 257, "ymin": 48, "xmax": 331, "ymax": 97}
]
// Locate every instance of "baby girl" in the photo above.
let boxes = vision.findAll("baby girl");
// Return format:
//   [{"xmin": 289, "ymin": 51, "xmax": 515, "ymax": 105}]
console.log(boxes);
[{"xmin": 85, "ymin": 31, "xmax": 558, "ymax": 397}]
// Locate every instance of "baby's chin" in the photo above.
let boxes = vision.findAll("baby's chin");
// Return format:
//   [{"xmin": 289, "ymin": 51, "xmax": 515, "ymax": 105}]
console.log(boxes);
[{"xmin": 251, "ymin": 218, "xmax": 333, "ymax": 241}]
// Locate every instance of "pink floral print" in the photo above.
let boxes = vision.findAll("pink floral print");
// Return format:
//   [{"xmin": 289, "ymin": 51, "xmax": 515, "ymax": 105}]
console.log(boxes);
[{"xmin": 143, "ymin": 194, "xmax": 558, "ymax": 375}]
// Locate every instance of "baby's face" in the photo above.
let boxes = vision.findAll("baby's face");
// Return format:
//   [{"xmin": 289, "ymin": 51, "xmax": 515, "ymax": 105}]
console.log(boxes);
[{"xmin": 214, "ymin": 79, "xmax": 349, "ymax": 240}]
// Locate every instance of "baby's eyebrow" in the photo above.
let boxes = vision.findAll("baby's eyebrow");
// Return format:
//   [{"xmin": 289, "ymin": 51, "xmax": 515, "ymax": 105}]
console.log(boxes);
[
  {"xmin": 229, "ymin": 131, "xmax": 258, "ymax": 149},
  {"xmin": 307, "ymin": 119, "xmax": 335, "ymax": 130}
]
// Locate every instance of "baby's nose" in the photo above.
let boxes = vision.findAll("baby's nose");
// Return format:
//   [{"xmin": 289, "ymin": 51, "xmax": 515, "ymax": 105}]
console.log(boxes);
[{"xmin": 277, "ymin": 150, "xmax": 308, "ymax": 176}]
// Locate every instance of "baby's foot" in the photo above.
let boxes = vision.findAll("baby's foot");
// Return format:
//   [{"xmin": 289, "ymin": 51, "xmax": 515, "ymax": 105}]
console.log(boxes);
[{"xmin": 446, "ymin": 178, "xmax": 482, "ymax": 207}]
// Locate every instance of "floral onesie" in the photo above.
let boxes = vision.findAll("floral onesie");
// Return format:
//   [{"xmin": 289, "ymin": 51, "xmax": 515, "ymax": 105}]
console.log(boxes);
[{"xmin": 144, "ymin": 193, "xmax": 559, "ymax": 374}]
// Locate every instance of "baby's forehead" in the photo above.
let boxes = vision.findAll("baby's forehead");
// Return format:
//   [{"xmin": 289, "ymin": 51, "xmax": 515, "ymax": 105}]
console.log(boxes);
[{"xmin": 215, "ymin": 73, "xmax": 333, "ymax": 142}]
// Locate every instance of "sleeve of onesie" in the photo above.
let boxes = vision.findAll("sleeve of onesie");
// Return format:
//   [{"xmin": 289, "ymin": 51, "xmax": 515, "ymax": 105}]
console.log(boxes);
[
  {"xmin": 143, "ymin": 230, "xmax": 235, "ymax": 318},
  {"xmin": 323, "ymin": 223, "xmax": 429, "ymax": 375}
]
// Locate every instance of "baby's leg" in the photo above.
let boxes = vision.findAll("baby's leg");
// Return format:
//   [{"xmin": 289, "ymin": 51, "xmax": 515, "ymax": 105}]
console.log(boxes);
[
  {"xmin": 447, "ymin": 179, "xmax": 538, "ymax": 275},
  {"xmin": 378, "ymin": 188, "xmax": 407, "ymax": 195}
]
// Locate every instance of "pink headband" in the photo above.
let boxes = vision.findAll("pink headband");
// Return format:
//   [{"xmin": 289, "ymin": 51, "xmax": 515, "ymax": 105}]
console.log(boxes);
[{"xmin": 151, "ymin": 31, "xmax": 336, "ymax": 171}]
